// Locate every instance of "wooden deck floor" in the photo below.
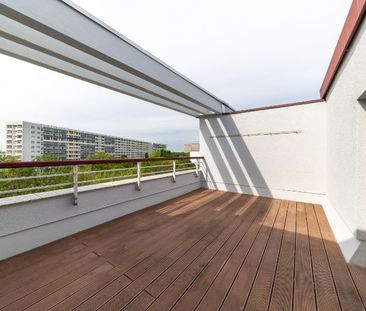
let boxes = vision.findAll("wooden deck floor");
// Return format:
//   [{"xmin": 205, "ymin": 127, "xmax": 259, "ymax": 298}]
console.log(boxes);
[{"xmin": 1, "ymin": 189, "xmax": 366, "ymax": 311}]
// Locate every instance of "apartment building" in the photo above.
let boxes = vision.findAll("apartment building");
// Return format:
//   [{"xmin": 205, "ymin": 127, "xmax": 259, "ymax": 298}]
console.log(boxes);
[{"xmin": 6, "ymin": 121, "xmax": 166, "ymax": 161}]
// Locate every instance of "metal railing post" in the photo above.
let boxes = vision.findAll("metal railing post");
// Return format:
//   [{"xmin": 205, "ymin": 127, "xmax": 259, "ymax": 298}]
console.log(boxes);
[
  {"xmin": 172, "ymin": 160, "xmax": 176, "ymax": 182},
  {"xmin": 73, "ymin": 165, "xmax": 78, "ymax": 205},
  {"xmin": 137, "ymin": 162, "xmax": 141, "ymax": 190},
  {"xmin": 195, "ymin": 160, "xmax": 199, "ymax": 177}
]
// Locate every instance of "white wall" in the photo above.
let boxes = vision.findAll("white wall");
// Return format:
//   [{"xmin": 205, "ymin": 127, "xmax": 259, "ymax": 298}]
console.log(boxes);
[
  {"xmin": 326, "ymin": 17, "xmax": 366, "ymax": 237},
  {"xmin": 22, "ymin": 121, "xmax": 42, "ymax": 161},
  {"xmin": 0, "ymin": 171, "xmax": 202, "ymax": 260},
  {"xmin": 198, "ymin": 17, "xmax": 366, "ymax": 261},
  {"xmin": 199, "ymin": 102, "xmax": 326, "ymax": 203}
]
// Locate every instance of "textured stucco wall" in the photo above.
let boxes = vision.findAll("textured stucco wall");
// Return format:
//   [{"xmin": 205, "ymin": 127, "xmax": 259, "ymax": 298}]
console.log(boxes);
[
  {"xmin": 326, "ymin": 17, "xmax": 366, "ymax": 236},
  {"xmin": 199, "ymin": 102, "xmax": 326, "ymax": 203}
]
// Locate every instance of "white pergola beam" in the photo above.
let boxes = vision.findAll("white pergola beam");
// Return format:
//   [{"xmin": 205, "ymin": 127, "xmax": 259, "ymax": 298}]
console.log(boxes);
[{"xmin": 0, "ymin": 0, "xmax": 234, "ymax": 116}]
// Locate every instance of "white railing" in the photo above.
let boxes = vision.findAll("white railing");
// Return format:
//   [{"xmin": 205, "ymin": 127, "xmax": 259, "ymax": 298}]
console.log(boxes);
[{"xmin": 0, "ymin": 157, "xmax": 203, "ymax": 205}]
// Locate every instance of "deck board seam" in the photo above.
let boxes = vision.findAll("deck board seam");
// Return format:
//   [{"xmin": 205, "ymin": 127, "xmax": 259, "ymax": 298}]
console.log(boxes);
[
  {"xmin": 305, "ymin": 204, "xmax": 318, "ymax": 311},
  {"xmin": 292, "ymin": 201, "xmax": 297, "ymax": 311},
  {"xmin": 242, "ymin": 200, "xmax": 282, "ymax": 310},
  {"xmin": 267, "ymin": 201, "xmax": 289, "ymax": 310},
  {"xmin": 123, "ymin": 273, "xmax": 134, "ymax": 282}
]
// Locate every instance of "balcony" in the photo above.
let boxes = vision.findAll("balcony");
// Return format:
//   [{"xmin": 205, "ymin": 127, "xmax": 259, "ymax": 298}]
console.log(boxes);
[
  {"xmin": 0, "ymin": 189, "xmax": 365, "ymax": 310},
  {"xmin": 1, "ymin": 0, "xmax": 366, "ymax": 310}
]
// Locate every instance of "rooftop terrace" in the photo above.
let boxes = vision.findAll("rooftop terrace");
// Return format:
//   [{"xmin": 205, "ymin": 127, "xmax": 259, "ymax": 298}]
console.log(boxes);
[
  {"xmin": 2, "ymin": 1, "xmax": 366, "ymax": 310},
  {"xmin": 1, "ymin": 189, "xmax": 365, "ymax": 311}
]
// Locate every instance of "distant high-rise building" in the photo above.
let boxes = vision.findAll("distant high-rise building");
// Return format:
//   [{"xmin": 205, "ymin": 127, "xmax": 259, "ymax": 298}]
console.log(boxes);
[
  {"xmin": 6, "ymin": 121, "xmax": 167, "ymax": 161},
  {"xmin": 0, "ymin": 150, "xmax": 5, "ymax": 157}
]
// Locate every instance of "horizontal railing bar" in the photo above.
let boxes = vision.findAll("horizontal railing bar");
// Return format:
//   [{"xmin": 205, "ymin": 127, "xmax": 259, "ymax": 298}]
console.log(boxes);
[
  {"xmin": 141, "ymin": 169, "xmax": 173, "ymax": 176},
  {"xmin": 0, "ymin": 157, "xmax": 204, "ymax": 169},
  {"xmin": 141, "ymin": 164, "xmax": 172, "ymax": 169},
  {"xmin": 78, "ymin": 174, "xmax": 137, "ymax": 184},
  {"xmin": 0, "ymin": 172, "xmax": 72, "ymax": 182},
  {"xmin": 0, "ymin": 182, "xmax": 73, "ymax": 195},
  {"xmin": 176, "ymin": 168, "xmax": 196, "ymax": 172}
]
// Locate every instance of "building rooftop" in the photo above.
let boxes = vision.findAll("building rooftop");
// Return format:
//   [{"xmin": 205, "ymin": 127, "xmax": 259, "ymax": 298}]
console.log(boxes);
[{"xmin": 1, "ymin": 1, "xmax": 366, "ymax": 310}]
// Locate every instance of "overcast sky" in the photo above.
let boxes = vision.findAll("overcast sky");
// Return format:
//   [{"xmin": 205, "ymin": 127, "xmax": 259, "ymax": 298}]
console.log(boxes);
[{"xmin": 0, "ymin": 0, "xmax": 351, "ymax": 151}]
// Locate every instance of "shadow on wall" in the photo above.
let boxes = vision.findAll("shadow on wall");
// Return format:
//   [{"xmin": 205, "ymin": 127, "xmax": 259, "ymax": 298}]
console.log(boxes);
[{"xmin": 200, "ymin": 115, "xmax": 272, "ymax": 197}]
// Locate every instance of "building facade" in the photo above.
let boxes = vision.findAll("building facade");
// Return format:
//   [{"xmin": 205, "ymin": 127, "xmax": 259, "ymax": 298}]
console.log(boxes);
[{"xmin": 6, "ymin": 121, "xmax": 166, "ymax": 161}]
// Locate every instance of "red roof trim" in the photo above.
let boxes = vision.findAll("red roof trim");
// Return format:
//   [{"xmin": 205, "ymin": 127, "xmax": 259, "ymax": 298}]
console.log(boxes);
[
  {"xmin": 222, "ymin": 99, "xmax": 324, "ymax": 116},
  {"xmin": 320, "ymin": 0, "xmax": 366, "ymax": 99}
]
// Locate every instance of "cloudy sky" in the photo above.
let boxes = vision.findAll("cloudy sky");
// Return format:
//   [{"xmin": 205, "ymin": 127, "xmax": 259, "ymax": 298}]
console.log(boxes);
[{"xmin": 0, "ymin": 0, "xmax": 351, "ymax": 151}]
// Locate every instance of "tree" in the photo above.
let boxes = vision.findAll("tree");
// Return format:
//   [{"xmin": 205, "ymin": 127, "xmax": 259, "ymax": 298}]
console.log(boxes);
[
  {"xmin": 34, "ymin": 154, "xmax": 60, "ymax": 161},
  {"xmin": 0, "ymin": 155, "xmax": 19, "ymax": 163},
  {"xmin": 87, "ymin": 152, "xmax": 114, "ymax": 160},
  {"xmin": 149, "ymin": 149, "xmax": 188, "ymax": 158},
  {"xmin": 149, "ymin": 150, "xmax": 162, "ymax": 158}
]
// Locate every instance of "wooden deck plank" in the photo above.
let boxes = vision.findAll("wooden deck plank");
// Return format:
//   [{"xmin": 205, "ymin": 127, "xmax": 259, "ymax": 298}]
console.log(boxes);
[
  {"xmin": 102, "ymin": 191, "xmax": 226, "ymax": 263},
  {"xmin": 314, "ymin": 204, "xmax": 365, "ymax": 311},
  {"xmin": 0, "ymin": 245, "xmax": 95, "ymax": 304},
  {"xmin": 0, "ymin": 190, "xmax": 365, "ymax": 311},
  {"xmin": 122, "ymin": 291, "xmax": 155, "ymax": 311},
  {"xmin": 0, "ymin": 253, "xmax": 105, "ymax": 310},
  {"xmin": 145, "ymin": 196, "xmax": 265, "ymax": 300},
  {"xmin": 84, "ymin": 190, "xmax": 215, "ymax": 250},
  {"xmin": 0, "ymin": 236, "xmax": 80, "ymax": 279},
  {"xmin": 349, "ymin": 264, "xmax": 366, "ymax": 308},
  {"xmin": 146, "ymin": 198, "xmax": 272, "ymax": 311},
  {"xmin": 52, "ymin": 269, "xmax": 132, "ymax": 311},
  {"xmin": 305, "ymin": 203, "xmax": 341, "ymax": 311},
  {"xmin": 92, "ymin": 190, "xmax": 225, "ymax": 258},
  {"xmin": 0, "ymin": 242, "xmax": 87, "ymax": 295},
  {"xmin": 215, "ymin": 199, "xmax": 281, "ymax": 311},
  {"xmin": 124, "ymin": 192, "xmax": 243, "ymax": 281},
  {"xmin": 103, "ymin": 193, "xmax": 236, "ymax": 278},
  {"xmin": 74, "ymin": 192, "xmax": 244, "ymax": 310},
  {"xmin": 69, "ymin": 190, "xmax": 212, "ymax": 260},
  {"xmin": 268, "ymin": 200, "xmax": 296, "ymax": 311},
  {"xmin": 91, "ymin": 195, "xmax": 255, "ymax": 311},
  {"xmin": 172, "ymin": 197, "xmax": 271, "ymax": 311},
  {"xmin": 293, "ymin": 202, "xmax": 316, "ymax": 311},
  {"xmin": 26, "ymin": 263, "xmax": 115, "ymax": 311},
  {"xmin": 244, "ymin": 200, "xmax": 288, "ymax": 311},
  {"xmin": 76, "ymin": 189, "xmax": 209, "ymax": 244}
]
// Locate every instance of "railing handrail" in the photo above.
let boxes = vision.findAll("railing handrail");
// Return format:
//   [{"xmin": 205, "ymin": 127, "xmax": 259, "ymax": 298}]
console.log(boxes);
[{"xmin": 0, "ymin": 157, "xmax": 204, "ymax": 169}]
